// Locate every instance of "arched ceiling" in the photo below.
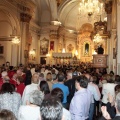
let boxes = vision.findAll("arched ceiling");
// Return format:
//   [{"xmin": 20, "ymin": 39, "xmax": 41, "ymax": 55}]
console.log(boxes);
[{"xmin": 58, "ymin": 0, "xmax": 107, "ymax": 31}]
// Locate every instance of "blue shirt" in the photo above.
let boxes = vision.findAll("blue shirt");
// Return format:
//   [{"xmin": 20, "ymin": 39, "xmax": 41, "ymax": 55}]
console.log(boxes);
[
  {"xmin": 70, "ymin": 88, "xmax": 92, "ymax": 120},
  {"xmin": 52, "ymin": 83, "xmax": 69, "ymax": 103}
]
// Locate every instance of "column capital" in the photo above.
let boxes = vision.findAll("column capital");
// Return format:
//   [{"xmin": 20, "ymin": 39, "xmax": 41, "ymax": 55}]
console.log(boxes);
[{"xmin": 20, "ymin": 13, "xmax": 32, "ymax": 23}]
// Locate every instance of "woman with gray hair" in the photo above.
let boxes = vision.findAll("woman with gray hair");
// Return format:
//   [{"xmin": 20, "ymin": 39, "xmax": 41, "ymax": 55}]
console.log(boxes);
[{"xmin": 18, "ymin": 90, "xmax": 44, "ymax": 120}]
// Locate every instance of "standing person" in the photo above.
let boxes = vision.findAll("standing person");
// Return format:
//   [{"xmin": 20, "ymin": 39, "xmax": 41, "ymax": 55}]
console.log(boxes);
[
  {"xmin": 69, "ymin": 75, "xmax": 92, "ymax": 120},
  {"xmin": 0, "ymin": 83, "xmax": 21, "ymax": 118},
  {"xmin": 100, "ymin": 92, "xmax": 120, "ymax": 120},
  {"xmin": 51, "ymin": 88, "xmax": 71, "ymax": 120},
  {"xmin": 0, "ymin": 71, "xmax": 8, "ymax": 89},
  {"xmin": 102, "ymin": 75, "xmax": 117, "ymax": 106},
  {"xmin": 46, "ymin": 72, "xmax": 53, "ymax": 91},
  {"xmin": 52, "ymin": 73, "xmax": 69, "ymax": 108},
  {"xmin": 18, "ymin": 90, "xmax": 44, "ymax": 120},
  {"xmin": 22, "ymin": 73, "xmax": 39, "ymax": 105},
  {"xmin": 16, "ymin": 76, "xmax": 25, "ymax": 97},
  {"xmin": 0, "ymin": 109, "xmax": 17, "ymax": 120},
  {"xmin": 9, "ymin": 74, "xmax": 18, "ymax": 88},
  {"xmin": 64, "ymin": 72, "xmax": 78, "ymax": 108},
  {"xmin": 39, "ymin": 81, "xmax": 50, "ymax": 100},
  {"xmin": 85, "ymin": 74, "xmax": 101, "ymax": 120},
  {"xmin": 24, "ymin": 67, "xmax": 32, "ymax": 86},
  {"xmin": 40, "ymin": 98, "xmax": 63, "ymax": 120}
]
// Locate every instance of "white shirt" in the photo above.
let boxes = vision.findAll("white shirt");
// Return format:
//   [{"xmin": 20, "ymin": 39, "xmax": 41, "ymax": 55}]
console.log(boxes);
[
  {"xmin": 18, "ymin": 105, "xmax": 40, "ymax": 120},
  {"xmin": 63, "ymin": 108, "xmax": 71, "ymax": 120},
  {"xmin": 102, "ymin": 83, "xmax": 117, "ymax": 104},
  {"xmin": 87, "ymin": 82, "xmax": 101, "ymax": 103},
  {"xmin": 22, "ymin": 83, "xmax": 39, "ymax": 105}
]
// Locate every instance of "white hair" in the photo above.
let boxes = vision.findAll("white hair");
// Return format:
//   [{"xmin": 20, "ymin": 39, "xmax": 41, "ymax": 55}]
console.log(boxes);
[
  {"xmin": 29, "ymin": 90, "xmax": 44, "ymax": 106},
  {"xmin": 1, "ymin": 71, "xmax": 8, "ymax": 78}
]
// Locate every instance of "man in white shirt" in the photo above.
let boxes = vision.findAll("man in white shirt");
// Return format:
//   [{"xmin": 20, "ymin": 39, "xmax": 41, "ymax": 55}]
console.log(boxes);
[
  {"xmin": 22, "ymin": 73, "xmax": 39, "ymax": 105},
  {"xmin": 85, "ymin": 74, "xmax": 101, "ymax": 120}
]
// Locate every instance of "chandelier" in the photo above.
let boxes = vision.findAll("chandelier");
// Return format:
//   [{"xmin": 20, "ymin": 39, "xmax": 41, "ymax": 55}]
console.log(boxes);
[
  {"xmin": 93, "ymin": 34, "xmax": 102, "ymax": 43},
  {"xmin": 79, "ymin": 0, "xmax": 104, "ymax": 18},
  {"xmin": 12, "ymin": 36, "xmax": 20, "ymax": 44}
]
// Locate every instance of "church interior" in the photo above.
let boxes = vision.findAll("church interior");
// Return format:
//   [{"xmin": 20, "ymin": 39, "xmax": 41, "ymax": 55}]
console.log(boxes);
[{"xmin": 0, "ymin": 0, "xmax": 120, "ymax": 74}]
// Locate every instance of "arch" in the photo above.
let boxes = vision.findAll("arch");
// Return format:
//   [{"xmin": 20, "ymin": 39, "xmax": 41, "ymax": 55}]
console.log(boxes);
[{"xmin": 0, "ymin": 5, "xmax": 21, "ymax": 36}]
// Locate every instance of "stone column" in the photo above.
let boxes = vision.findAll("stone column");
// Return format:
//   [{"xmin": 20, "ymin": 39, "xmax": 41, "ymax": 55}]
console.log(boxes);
[
  {"xmin": 105, "ymin": 1, "xmax": 113, "ymax": 72},
  {"xmin": 117, "ymin": 2, "xmax": 120, "ymax": 75},
  {"xmin": 20, "ymin": 13, "xmax": 31, "ymax": 65}
]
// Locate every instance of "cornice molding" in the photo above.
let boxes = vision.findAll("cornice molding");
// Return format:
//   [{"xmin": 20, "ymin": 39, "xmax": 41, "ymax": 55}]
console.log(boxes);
[{"xmin": 5, "ymin": 0, "xmax": 36, "ymax": 15}]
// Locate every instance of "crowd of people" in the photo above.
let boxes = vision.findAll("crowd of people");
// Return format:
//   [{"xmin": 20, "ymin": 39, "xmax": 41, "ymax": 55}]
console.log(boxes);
[{"xmin": 0, "ymin": 63, "xmax": 120, "ymax": 120}]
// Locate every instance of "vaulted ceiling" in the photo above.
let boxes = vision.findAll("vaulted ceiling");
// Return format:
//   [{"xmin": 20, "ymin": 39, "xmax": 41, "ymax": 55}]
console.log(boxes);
[{"xmin": 31, "ymin": 0, "xmax": 109, "ymax": 31}]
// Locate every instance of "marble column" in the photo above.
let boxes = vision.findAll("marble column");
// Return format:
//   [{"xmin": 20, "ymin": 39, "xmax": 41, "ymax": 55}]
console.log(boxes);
[
  {"xmin": 20, "ymin": 13, "xmax": 31, "ymax": 65},
  {"xmin": 105, "ymin": 1, "xmax": 113, "ymax": 73},
  {"xmin": 117, "ymin": 2, "xmax": 120, "ymax": 75}
]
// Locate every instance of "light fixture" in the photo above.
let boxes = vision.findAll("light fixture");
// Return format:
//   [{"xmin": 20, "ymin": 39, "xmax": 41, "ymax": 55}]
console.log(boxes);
[
  {"xmin": 29, "ymin": 49, "xmax": 35, "ymax": 55},
  {"xmin": 46, "ymin": 52, "xmax": 50, "ymax": 57},
  {"xmin": 62, "ymin": 48, "xmax": 66, "ymax": 53},
  {"xmin": 93, "ymin": 50, "xmax": 97, "ymax": 55},
  {"xmin": 79, "ymin": 0, "xmax": 103, "ymax": 18},
  {"xmin": 12, "ymin": 36, "xmax": 20, "ymax": 44},
  {"xmin": 93, "ymin": 34, "xmax": 102, "ymax": 43},
  {"xmin": 75, "ymin": 50, "xmax": 78, "ymax": 56}
]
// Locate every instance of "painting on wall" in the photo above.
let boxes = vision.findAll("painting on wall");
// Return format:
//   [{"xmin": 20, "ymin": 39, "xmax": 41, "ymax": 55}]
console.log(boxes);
[
  {"xmin": 40, "ymin": 37, "xmax": 49, "ymax": 55},
  {"xmin": 67, "ymin": 44, "xmax": 74, "ymax": 52}
]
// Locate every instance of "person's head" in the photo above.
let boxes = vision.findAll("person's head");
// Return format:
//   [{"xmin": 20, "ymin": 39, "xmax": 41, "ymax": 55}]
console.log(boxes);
[
  {"xmin": 72, "ymin": 71, "xmax": 78, "ymax": 78},
  {"xmin": 51, "ymin": 88, "xmax": 63, "ymax": 102},
  {"xmin": 90, "ymin": 76, "xmax": 97, "ymax": 83},
  {"xmin": 109, "ymin": 71, "xmax": 114, "ymax": 76},
  {"xmin": 75, "ymin": 75, "xmax": 89, "ymax": 90},
  {"xmin": 46, "ymin": 72, "xmax": 52, "ymax": 81},
  {"xmin": 0, "ymin": 83, "xmax": 15, "ymax": 94},
  {"xmin": 39, "ymin": 73, "xmax": 44, "ymax": 79},
  {"xmin": 57, "ymin": 73, "xmax": 65, "ymax": 82},
  {"xmin": 1, "ymin": 71, "xmax": 8, "ymax": 78},
  {"xmin": 16, "ymin": 76, "xmax": 24, "ymax": 85},
  {"xmin": 40, "ymin": 98, "xmax": 63, "ymax": 120},
  {"xmin": 115, "ymin": 85, "xmax": 120, "ymax": 95},
  {"xmin": 29, "ymin": 90, "xmax": 44, "ymax": 106},
  {"xmin": 12, "ymin": 74, "xmax": 18, "ymax": 80},
  {"xmin": 115, "ymin": 92, "xmax": 120, "ymax": 113},
  {"xmin": 32, "ymin": 73, "xmax": 39, "ymax": 84},
  {"xmin": 84, "ymin": 73, "xmax": 91, "ymax": 82},
  {"xmin": 39, "ymin": 81, "xmax": 50, "ymax": 95},
  {"xmin": 16, "ymin": 69, "xmax": 22, "ymax": 76},
  {"xmin": 106, "ymin": 74, "xmax": 113, "ymax": 83},
  {"xmin": 3, "ymin": 76, "xmax": 10, "ymax": 83},
  {"xmin": 96, "ymin": 68, "xmax": 100, "ymax": 73},
  {"xmin": 51, "ymin": 69, "xmax": 55, "ymax": 74},
  {"xmin": 0, "ymin": 109, "xmax": 17, "ymax": 120},
  {"xmin": 66, "ymin": 71, "xmax": 72, "ymax": 80},
  {"xmin": 115, "ymin": 75, "xmax": 120, "ymax": 83},
  {"xmin": 52, "ymin": 74, "xmax": 57, "ymax": 81}
]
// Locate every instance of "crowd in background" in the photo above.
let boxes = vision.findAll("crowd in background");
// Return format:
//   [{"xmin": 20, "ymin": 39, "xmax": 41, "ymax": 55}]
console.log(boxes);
[{"xmin": 0, "ymin": 63, "xmax": 120, "ymax": 120}]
